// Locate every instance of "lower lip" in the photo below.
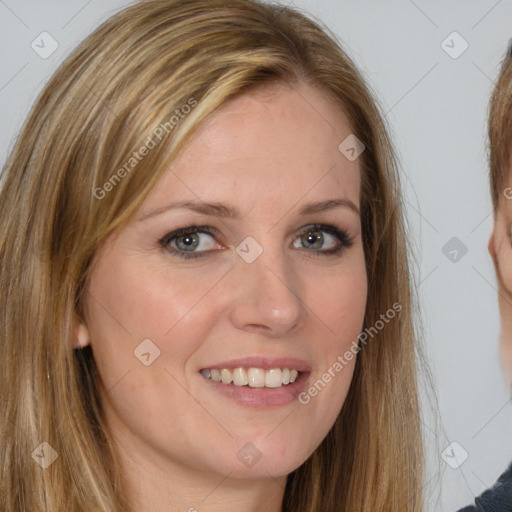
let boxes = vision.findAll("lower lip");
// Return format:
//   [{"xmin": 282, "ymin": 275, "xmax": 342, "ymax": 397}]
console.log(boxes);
[{"xmin": 200, "ymin": 372, "xmax": 310, "ymax": 407}]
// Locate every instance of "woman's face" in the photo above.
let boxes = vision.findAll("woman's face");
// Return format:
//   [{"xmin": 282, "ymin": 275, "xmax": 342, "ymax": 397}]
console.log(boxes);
[{"xmin": 82, "ymin": 81, "xmax": 367, "ymax": 481}]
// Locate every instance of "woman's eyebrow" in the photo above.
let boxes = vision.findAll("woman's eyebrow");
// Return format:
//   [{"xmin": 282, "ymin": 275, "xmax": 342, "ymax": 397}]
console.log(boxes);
[{"xmin": 137, "ymin": 198, "xmax": 360, "ymax": 222}]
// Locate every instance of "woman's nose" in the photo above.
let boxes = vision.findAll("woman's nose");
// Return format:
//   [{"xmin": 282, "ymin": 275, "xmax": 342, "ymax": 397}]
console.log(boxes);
[{"xmin": 227, "ymin": 240, "xmax": 306, "ymax": 337}]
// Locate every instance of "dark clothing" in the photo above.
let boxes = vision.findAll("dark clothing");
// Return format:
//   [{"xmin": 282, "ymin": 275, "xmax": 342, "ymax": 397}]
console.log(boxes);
[{"xmin": 458, "ymin": 461, "xmax": 512, "ymax": 511}]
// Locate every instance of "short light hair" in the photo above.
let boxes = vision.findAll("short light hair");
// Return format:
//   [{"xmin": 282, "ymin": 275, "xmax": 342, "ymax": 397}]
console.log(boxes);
[{"xmin": 489, "ymin": 41, "xmax": 512, "ymax": 209}]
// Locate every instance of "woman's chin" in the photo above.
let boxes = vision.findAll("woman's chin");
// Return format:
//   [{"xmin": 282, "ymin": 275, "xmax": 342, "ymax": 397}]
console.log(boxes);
[
  {"xmin": 196, "ymin": 441, "xmax": 312, "ymax": 481},
  {"xmin": 213, "ymin": 457, "xmax": 303, "ymax": 481}
]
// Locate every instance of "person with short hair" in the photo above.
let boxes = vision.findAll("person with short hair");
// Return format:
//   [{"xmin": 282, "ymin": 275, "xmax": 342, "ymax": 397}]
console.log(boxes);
[{"xmin": 457, "ymin": 41, "xmax": 512, "ymax": 512}]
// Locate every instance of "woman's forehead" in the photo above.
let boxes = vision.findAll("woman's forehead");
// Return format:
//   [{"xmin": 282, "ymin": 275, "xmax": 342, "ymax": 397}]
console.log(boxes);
[{"xmin": 138, "ymin": 101, "xmax": 361, "ymax": 221}]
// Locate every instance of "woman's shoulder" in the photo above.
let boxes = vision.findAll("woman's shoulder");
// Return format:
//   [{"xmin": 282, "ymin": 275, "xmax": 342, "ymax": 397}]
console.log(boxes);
[{"xmin": 457, "ymin": 461, "xmax": 512, "ymax": 512}]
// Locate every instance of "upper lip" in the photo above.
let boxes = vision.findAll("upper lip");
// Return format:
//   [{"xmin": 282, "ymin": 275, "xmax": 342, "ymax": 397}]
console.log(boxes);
[{"xmin": 201, "ymin": 356, "xmax": 311, "ymax": 372}]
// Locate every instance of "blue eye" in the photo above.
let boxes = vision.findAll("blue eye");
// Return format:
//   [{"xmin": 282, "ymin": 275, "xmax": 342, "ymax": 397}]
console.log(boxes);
[
  {"xmin": 292, "ymin": 224, "xmax": 353, "ymax": 254},
  {"xmin": 159, "ymin": 226, "xmax": 218, "ymax": 259},
  {"xmin": 159, "ymin": 223, "xmax": 354, "ymax": 259}
]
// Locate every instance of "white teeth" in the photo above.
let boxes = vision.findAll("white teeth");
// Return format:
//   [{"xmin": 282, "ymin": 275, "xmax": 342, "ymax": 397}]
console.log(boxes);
[
  {"xmin": 201, "ymin": 367, "xmax": 302, "ymax": 388},
  {"xmin": 265, "ymin": 368, "xmax": 282, "ymax": 388},
  {"xmin": 248, "ymin": 368, "xmax": 265, "ymax": 387},
  {"xmin": 210, "ymin": 369, "xmax": 222, "ymax": 382},
  {"xmin": 232, "ymin": 367, "xmax": 249, "ymax": 386},
  {"xmin": 221, "ymin": 369, "xmax": 232, "ymax": 384}
]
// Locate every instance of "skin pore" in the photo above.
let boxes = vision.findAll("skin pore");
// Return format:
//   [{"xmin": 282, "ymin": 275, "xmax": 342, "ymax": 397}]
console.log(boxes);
[
  {"xmin": 488, "ymin": 162, "xmax": 512, "ymax": 392},
  {"xmin": 77, "ymin": 81, "xmax": 368, "ymax": 512}
]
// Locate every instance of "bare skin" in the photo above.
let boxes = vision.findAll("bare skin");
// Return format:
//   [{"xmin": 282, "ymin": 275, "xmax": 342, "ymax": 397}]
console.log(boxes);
[
  {"xmin": 488, "ymin": 165, "xmax": 512, "ymax": 391},
  {"xmin": 77, "ymin": 81, "xmax": 368, "ymax": 512}
]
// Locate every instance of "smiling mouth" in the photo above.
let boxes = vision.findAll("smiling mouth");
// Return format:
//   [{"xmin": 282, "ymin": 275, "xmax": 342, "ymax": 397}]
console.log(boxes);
[{"xmin": 200, "ymin": 367, "xmax": 300, "ymax": 388}]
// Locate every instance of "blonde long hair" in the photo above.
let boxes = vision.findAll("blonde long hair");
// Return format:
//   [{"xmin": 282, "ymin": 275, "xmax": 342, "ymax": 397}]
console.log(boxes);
[{"xmin": 0, "ymin": 0, "xmax": 424, "ymax": 510}]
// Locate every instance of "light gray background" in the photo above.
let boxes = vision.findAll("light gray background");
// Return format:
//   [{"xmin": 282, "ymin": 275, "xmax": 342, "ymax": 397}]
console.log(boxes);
[{"xmin": 1, "ymin": 0, "xmax": 511, "ymax": 510}]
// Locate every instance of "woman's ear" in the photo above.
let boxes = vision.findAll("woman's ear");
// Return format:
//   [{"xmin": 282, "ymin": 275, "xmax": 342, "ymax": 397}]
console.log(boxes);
[{"xmin": 74, "ymin": 317, "xmax": 90, "ymax": 349}]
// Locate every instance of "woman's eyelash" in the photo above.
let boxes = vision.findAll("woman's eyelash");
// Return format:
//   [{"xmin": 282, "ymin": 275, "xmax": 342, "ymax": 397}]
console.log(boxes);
[
  {"xmin": 158, "ymin": 224, "xmax": 354, "ymax": 259},
  {"xmin": 159, "ymin": 225, "xmax": 219, "ymax": 259},
  {"xmin": 295, "ymin": 224, "xmax": 354, "ymax": 256}
]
